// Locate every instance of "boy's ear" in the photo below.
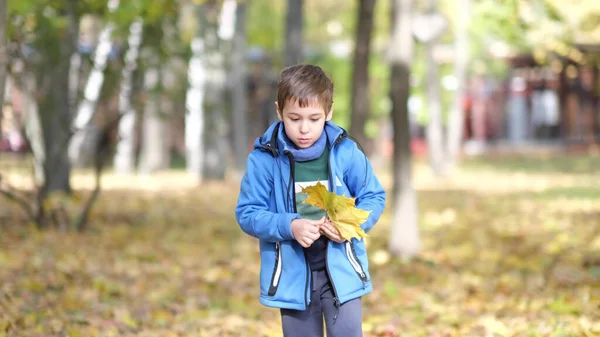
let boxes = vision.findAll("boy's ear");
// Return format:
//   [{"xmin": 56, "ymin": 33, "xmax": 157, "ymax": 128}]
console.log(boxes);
[
  {"xmin": 275, "ymin": 101, "xmax": 283, "ymax": 121},
  {"xmin": 326, "ymin": 102, "xmax": 334, "ymax": 121}
]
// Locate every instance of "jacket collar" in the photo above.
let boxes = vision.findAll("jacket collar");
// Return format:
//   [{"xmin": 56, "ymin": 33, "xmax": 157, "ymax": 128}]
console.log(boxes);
[{"xmin": 255, "ymin": 121, "xmax": 347, "ymax": 157}]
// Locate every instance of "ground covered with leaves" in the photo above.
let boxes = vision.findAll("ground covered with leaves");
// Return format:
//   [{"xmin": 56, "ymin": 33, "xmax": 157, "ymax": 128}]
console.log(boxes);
[{"xmin": 1, "ymin": 154, "xmax": 599, "ymax": 337}]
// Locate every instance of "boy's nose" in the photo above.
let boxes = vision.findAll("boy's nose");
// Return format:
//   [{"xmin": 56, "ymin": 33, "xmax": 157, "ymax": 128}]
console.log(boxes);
[{"xmin": 300, "ymin": 122, "xmax": 309, "ymax": 133}]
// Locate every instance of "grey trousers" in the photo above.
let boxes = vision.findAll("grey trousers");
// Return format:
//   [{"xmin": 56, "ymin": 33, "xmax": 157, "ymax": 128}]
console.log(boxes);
[{"xmin": 280, "ymin": 269, "xmax": 363, "ymax": 337}]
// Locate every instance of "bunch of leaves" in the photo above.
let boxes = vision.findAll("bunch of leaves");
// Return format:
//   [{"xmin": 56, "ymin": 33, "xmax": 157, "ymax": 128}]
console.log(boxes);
[{"xmin": 301, "ymin": 182, "xmax": 370, "ymax": 241}]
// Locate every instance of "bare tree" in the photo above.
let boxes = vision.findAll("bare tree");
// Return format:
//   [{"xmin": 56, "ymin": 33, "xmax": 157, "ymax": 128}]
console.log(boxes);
[
  {"xmin": 388, "ymin": 0, "xmax": 420, "ymax": 258},
  {"xmin": 349, "ymin": 0, "xmax": 376, "ymax": 153},
  {"xmin": 284, "ymin": 0, "xmax": 303, "ymax": 66}
]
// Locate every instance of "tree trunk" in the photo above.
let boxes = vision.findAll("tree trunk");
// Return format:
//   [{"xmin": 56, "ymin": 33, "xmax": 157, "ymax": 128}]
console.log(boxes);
[
  {"xmin": 66, "ymin": 0, "xmax": 81, "ymax": 120},
  {"xmin": 388, "ymin": 0, "xmax": 420, "ymax": 259},
  {"xmin": 445, "ymin": 0, "xmax": 469, "ymax": 172},
  {"xmin": 69, "ymin": 0, "xmax": 119, "ymax": 167},
  {"xmin": 424, "ymin": 1, "xmax": 444, "ymax": 175},
  {"xmin": 139, "ymin": 66, "xmax": 170, "ymax": 173},
  {"xmin": 284, "ymin": 0, "xmax": 303, "ymax": 66},
  {"xmin": 185, "ymin": 36, "xmax": 206, "ymax": 179},
  {"xmin": 114, "ymin": 18, "xmax": 143, "ymax": 174},
  {"xmin": 39, "ymin": 32, "xmax": 76, "ymax": 195},
  {"xmin": 231, "ymin": 1, "xmax": 249, "ymax": 171},
  {"xmin": 349, "ymin": 0, "xmax": 376, "ymax": 154},
  {"xmin": 22, "ymin": 72, "xmax": 45, "ymax": 185},
  {"xmin": 68, "ymin": 53, "xmax": 82, "ymax": 118},
  {"xmin": 185, "ymin": 3, "xmax": 207, "ymax": 180},
  {"xmin": 425, "ymin": 47, "xmax": 444, "ymax": 174},
  {"xmin": 202, "ymin": 1, "xmax": 228, "ymax": 180},
  {"xmin": 0, "ymin": 0, "xmax": 7, "ymax": 139}
]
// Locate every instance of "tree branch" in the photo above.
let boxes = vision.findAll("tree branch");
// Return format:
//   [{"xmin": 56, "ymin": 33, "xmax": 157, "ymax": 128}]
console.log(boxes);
[
  {"xmin": 73, "ymin": 115, "xmax": 122, "ymax": 231},
  {"xmin": 0, "ymin": 174, "xmax": 36, "ymax": 223}
]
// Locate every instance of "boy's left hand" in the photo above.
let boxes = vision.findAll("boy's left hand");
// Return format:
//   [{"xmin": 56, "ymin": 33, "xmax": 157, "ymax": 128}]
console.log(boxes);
[{"xmin": 320, "ymin": 220, "xmax": 345, "ymax": 243}]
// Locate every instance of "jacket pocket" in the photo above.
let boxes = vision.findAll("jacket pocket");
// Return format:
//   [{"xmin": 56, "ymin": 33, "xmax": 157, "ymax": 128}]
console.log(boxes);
[
  {"xmin": 268, "ymin": 242, "xmax": 283, "ymax": 296},
  {"xmin": 345, "ymin": 241, "xmax": 367, "ymax": 282}
]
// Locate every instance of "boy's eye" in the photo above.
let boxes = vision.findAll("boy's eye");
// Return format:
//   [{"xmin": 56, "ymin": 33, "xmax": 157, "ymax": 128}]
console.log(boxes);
[
  {"xmin": 290, "ymin": 118, "xmax": 299, "ymax": 122},
  {"xmin": 310, "ymin": 118, "xmax": 320, "ymax": 122}
]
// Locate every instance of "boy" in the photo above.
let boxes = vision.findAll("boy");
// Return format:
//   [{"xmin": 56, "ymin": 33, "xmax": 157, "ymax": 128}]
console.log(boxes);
[{"xmin": 235, "ymin": 64, "xmax": 386, "ymax": 337}]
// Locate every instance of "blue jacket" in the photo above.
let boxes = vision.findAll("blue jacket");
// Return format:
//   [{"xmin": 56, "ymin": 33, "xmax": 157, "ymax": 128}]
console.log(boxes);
[{"xmin": 235, "ymin": 121, "xmax": 386, "ymax": 310}]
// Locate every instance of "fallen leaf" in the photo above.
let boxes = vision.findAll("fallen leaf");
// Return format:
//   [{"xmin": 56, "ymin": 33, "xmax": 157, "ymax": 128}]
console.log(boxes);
[{"xmin": 301, "ymin": 182, "xmax": 371, "ymax": 240}]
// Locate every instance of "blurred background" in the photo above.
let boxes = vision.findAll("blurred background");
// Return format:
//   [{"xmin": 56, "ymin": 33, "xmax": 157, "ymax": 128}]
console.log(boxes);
[{"xmin": 0, "ymin": 0, "xmax": 599, "ymax": 336}]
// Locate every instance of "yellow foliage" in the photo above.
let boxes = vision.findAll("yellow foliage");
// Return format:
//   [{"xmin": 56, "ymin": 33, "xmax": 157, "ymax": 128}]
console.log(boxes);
[
  {"xmin": 301, "ymin": 182, "xmax": 371, "ymax": 241},
  {"xmin": 0, "ymin": 154, "xmax": 598, "ymax": 336}
]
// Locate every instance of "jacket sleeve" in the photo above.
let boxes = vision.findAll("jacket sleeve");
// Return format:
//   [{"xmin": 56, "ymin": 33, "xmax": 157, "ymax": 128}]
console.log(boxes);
[
  {"xmin": 344, "ymin": 143, "xmax": 386, "ymax": 233},
  {"xmin": 235, "ymin": 150, "xmax": 300, "ymax": 242}
]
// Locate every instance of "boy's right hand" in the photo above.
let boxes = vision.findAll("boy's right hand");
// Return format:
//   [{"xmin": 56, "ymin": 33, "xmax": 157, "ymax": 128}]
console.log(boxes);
[{"xmin": 291, "ymin": 217, "xmax": 325, "ymax": 248}]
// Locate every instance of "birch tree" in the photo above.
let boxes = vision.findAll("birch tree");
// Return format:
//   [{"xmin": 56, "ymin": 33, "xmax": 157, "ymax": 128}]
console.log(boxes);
[
  {"xmin": 22, "ymin": 72, "xmax": 45, "ymax": 185},
  {"xmin": 3, "ymin": 0, "xmax": 96, "ymax": 198},
  {"xmin": 2, "ymin": 0, "xmax": 172, "ymax": 229},
  {"xmin": 388, "ymin": 0, "xmax": 420, "ymax": 258},
  {"xmin": 202, "ymin": 0, "xmax": 229, "ymax": 180},
  {"xmin": 138, "ymin": 60, "xmax": 168, "ymax": 174},
  {"xmin": 114, "ymin": 18, "xmax": 144, "ymax": 173},
  {"xmin": 445, "ymin": 0, "xmax": 469, "ymax": 172},
  {"xmin": 231, "ymin": 0, "xmax": 249, "ymax": 171},
  {"xmin": 184, "ymin": 0, "xmax": 232, "ymax": 181},
  {"xmin": 416, "ymin": 1, "xmax": 447, "ymax": 175},
  {"xmin": 69, "ymin": 0, "xmax": 119, "ymax": 167},
  {"xmin": 138, "ymin": 12, "xmax": 182, "ymax": 174},
  {"xmin": 185, "ymin": 4, "xmax": 207, "ymax": 178},
  {"xmin": 68, "ymin": 53, "xmax": 82, "ymax": 120}
]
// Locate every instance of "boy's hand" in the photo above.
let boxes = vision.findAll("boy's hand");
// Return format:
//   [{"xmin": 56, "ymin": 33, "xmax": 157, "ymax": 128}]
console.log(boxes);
[
  {"xmin": 291, "ymin": 217, "xmax": 325, "ymax": 248},
  {"xmin": 320, "ymin": 219, "xmax": 345, "ymax": 243}
]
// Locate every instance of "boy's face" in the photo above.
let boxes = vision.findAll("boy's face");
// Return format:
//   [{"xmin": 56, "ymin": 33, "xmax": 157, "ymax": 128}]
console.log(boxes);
[{"xmin": 276, "ymin": 99, "xmax": 332, "ymax": 149}]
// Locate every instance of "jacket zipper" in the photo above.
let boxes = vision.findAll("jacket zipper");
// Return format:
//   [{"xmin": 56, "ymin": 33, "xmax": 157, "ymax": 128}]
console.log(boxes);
[
  {"xmin": 326, "ymin": 134, "xmax": 345, "ymax": 312},
  {"xmin": 267, "ymin": 242, "xmax": 282, "ymax": 296},
  {"xmin": 284, "ymin": 150, "xmax": 310, "ymax": 309},
  {"xmin": 347, "ymin": 241, "xmax": 368, "ymax": 288},
  {"xmin": 263, "ymin": 140, "xmax": 282, "ymax": 297}
]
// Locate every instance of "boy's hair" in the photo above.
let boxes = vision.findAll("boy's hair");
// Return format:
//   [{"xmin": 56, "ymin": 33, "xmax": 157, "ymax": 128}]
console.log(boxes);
[{"xmin": 277, "ymin": 64, "xmax": 334, "ymax": 114}]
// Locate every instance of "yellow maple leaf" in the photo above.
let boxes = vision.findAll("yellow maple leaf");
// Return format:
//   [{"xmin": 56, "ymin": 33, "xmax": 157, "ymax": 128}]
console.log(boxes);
[{"xmin": 301, "ymin": 182, "xmax": 371, "ymax": 241}]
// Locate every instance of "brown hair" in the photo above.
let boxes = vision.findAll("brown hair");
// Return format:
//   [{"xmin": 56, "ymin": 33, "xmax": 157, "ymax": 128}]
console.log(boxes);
[{"xmin": 277, "ymin": 64, "xmax": 334, "ymax": 114}]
